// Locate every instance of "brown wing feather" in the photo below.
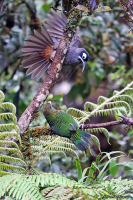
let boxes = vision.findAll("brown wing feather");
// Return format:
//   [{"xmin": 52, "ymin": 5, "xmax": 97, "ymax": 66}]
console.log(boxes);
[
  {"xmin": 21, "ymin": 11, "xmax": 67, "ymax": 80},
  {"xmin": 45, "ymin": 11, "xmax": 67, "ymax": 43},
  {"xmin": 26, "ymin": 60, "xmax": 48, "ymax": 75}
]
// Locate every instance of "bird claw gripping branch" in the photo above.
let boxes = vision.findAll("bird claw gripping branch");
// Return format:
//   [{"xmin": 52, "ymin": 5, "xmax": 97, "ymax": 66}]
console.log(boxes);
[{"xmin": 21, "ymin": 10, "xmax": 89, "ymax": 81}]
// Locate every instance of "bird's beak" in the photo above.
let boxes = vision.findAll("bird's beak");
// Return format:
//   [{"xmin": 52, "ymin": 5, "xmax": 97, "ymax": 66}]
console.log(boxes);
[
  {"xmin": 78, "ymin": 56, "xmax": 86, "ymax": 72},
  {"xmin": 82, "ymin": 61, "xmax": 86, "ymax": 72}
]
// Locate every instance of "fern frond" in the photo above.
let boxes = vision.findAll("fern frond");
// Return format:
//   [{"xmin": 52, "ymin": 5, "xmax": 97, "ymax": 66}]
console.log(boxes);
[
  {"xmin": 91, "ymin": 135, "xmax": 101, "ymax": 151},
  {"xmin": 114, "ymin": 94, "xmax": 133, "ymax": 104},
  {"xmin": 78, "ymin": 81, "xmax": 133, "ymax": 125},
  {"xmin": 121, "ymin": 88, "xmax": 133, "ymax": 96},
  {"xmin": 3, "ymin": 196, "xmax": 14, "ymax": 200},
  {"xmin": 29, "ymin": 173, "xmax": 79, "ymax": 188},
  {"xmin": 0, "ymin": 90, "xmax": 25, "ymax": 176},
  {"xmin": 31, "ymin": 145, "xmax": 43, "ymax": 152},
  {"xmin": 0, "ymin": 147, "xmax": 23, "ymax": 158},
  {"xmin": 6, "ymin": 176, "xmax": 43, "ymax": 200},
  {"xmin": 0, "ymin": 113, "xmax": 17, "ymax": 124},
  {"xmin": 30, "ymin": 167, "xmax": 46, "ymax": 175},
  {"xmin": 0, "ymin": 140, "xmax": 19, "ymax": 149},
  {"xmin": 84, "ymin": 102, "xmax": 98, "ymax": 111},
  {"xmin": 39, "ymin": 140, "xmax": 76, "ymax": 149},
  {"xmin": 0, "ymin": 171, "xmax": 16, "ymax": 177},
  {"xmin": 0, "ymin": 155, "xmax": 26, "ymax": 165},
  {"xmin": 1, "ymin": 174, "xmax": 133, "ymax": 199},
  {"xmin": 34, "ymin": 146, "xmax": 77, "ymax": 158},
  {"xmin": 0, "ymin": 102, "xmax": 16, "ymax": 115},
  {"xmin": 105, "ymin": 101, "xmax": 131, "ymax": 114},
  {"xmin": 0, "ymin": 124, "xmax": 19, "ymax": 133},
  {"xmin": 36, "ymin": 156, "xmax": 51, "ymax": 165},
  {"xmin": 41, "ymin": 186, "xmax": 57, "ymax": 196},
  {"xmin": 29, "ymin": 135, "xmax": 79, "ymax": 164},
  {"xmin": 0, "ymin": 162, "xmax": 26, "ymax": 173},
  {"xmin": 35, "ymin": 150, "xmax": 67, "ymax": 157},
  {"xmin": 49, "ymin": 145, "xmax": 78, "ymax": 157},
  {"xmin": 55, "ymin": 140, "xmax": 76, "ymax": 148},
  {"xmin": 87, "ymin": 128, "xmax": 110, "ymax": 144},
  {"xmin": 67, "ymin": 108, "xmax": 88, "ymax": 118},
  {"xmin": 98, "ymin": 96, "xmax": 108, "ymax": 104},
  {"xmin": 43, "ymin": 186, "xmax": 78, "ymax": 199},
  {"xmin": 0, "ymin": 91, "xmax": 5, "ymax": 104},
  {"xmin": 94, "ymin": 107, "xmax": 127, "ymax": 117},
  {"xmin": 0, "ymin": 132, "xmax": 21, "ymax": 143},
  {"xmin": 0, "ymin": 132, "xmax": 18, "ymax": 139}
]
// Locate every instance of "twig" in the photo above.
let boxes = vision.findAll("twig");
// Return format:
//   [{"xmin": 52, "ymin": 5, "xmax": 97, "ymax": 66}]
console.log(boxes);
[
  {"xmin": 117, "ymin": 115, "xmax": 133, "ymax": 125},
  {"xmin": 79, "ymin": 115, "xmax": 133, "ymax": 129}
]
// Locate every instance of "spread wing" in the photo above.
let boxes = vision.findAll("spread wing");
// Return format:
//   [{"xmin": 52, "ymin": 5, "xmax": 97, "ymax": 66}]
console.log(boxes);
[
  {"xmin": 21, "ymin": 26, "xmax": 54, "ymax": 81},
  {"xmin": 21, "ymin": 11, "xmax": 67, "ymax": 80},
  {"xmin": 45, "ymin": 11, "xmax": 80, "ymax": 47},
  {"xmin": 45, "ymin": 10, "xmax": 67, "ymax": 43}
]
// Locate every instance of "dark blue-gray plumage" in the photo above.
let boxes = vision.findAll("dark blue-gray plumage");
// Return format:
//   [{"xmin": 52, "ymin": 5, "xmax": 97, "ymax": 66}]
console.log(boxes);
[{"xmin": 21, "ymin": 11, "xmax": 89, "ymax": 80}]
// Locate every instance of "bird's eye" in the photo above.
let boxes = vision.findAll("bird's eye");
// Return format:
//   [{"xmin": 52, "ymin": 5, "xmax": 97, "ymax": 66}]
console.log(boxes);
[{"xmin": 82, "ymin": 53, "xmax": 87, "ymax": 60}]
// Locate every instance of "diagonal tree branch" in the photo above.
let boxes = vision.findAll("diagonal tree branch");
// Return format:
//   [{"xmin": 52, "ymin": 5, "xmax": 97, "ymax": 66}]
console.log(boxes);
[{"xmin": 17, "ymin": 33, "xmax": 71, "ymax": 135}]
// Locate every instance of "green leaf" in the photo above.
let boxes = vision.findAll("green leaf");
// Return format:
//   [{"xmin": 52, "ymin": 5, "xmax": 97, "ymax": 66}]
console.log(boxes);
[
  {"xmin": 85, "ymin": 162, "xmax": 97, "ymax": 185},
  {"xmin": 75, "ymin": 158, "xmax": 82, "ymax": 181},
  {"xmin": 91, "ymin": 135, "xmax": 101, "ymax": 152},
  {"xmin": 109, "ymin": 159, "xmax": 119, "ymax": 177},
  {"xmin": 42, "ymin": 4, "xmax": 51, "ymax": 12}
]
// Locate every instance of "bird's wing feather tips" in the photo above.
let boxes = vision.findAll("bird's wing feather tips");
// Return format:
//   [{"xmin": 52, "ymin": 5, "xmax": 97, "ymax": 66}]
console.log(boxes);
[
  {"xmin": 26, "ymin": 60, "xmax": 48, "ymax": 75},
  {"xmin": 21, "ymin": 21, "xmax": 54, "ymax": 80},
  {"xmin": 32, "ymin": 62, "xmax": 51, "ymax": 81},
  {"xmin": 45, "ymin": 10, "xmax": 67, "ymax": 43}
]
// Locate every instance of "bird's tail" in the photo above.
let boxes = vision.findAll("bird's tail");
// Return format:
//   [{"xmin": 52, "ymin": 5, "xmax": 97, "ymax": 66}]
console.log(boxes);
[
  {"xmin": 71, "ymin": 129, "xmax": 91, "ymax": 152},
  {"xmin": 21, "ymin": 11, "xmax": 67, "ymax": 81}
]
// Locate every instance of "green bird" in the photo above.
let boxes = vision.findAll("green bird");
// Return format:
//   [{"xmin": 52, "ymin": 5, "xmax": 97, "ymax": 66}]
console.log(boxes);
[{"xmin": 43, "ymin": 102, "xmax": 91, "ymax": 151}]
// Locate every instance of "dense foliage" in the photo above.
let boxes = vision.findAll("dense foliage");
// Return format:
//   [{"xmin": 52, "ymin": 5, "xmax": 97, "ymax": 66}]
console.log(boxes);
[{"xmin": 0, "ymin": 0, "xmax": 133, "ymax": 199}]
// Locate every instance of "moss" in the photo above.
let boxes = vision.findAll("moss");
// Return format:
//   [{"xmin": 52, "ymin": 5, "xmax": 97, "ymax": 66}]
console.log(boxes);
[{"xmin": 19, "ymin": 126, "xmax": 54, "ymax": 160}]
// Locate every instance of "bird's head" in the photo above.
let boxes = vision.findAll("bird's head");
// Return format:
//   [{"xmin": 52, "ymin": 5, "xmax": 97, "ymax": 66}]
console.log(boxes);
[
  {"xmin": 43, "ymin": 101, "xmax": 55, "ymax": 115},
  {"xmin": 77, "ymin": 49, "xmax": 89, "ymax": 72}
]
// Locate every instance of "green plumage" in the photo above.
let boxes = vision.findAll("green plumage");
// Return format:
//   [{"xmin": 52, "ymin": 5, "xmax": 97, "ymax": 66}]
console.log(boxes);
[{"xmin": 43, "ymin": 102, "xmax": 91, "ymax": 151}]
